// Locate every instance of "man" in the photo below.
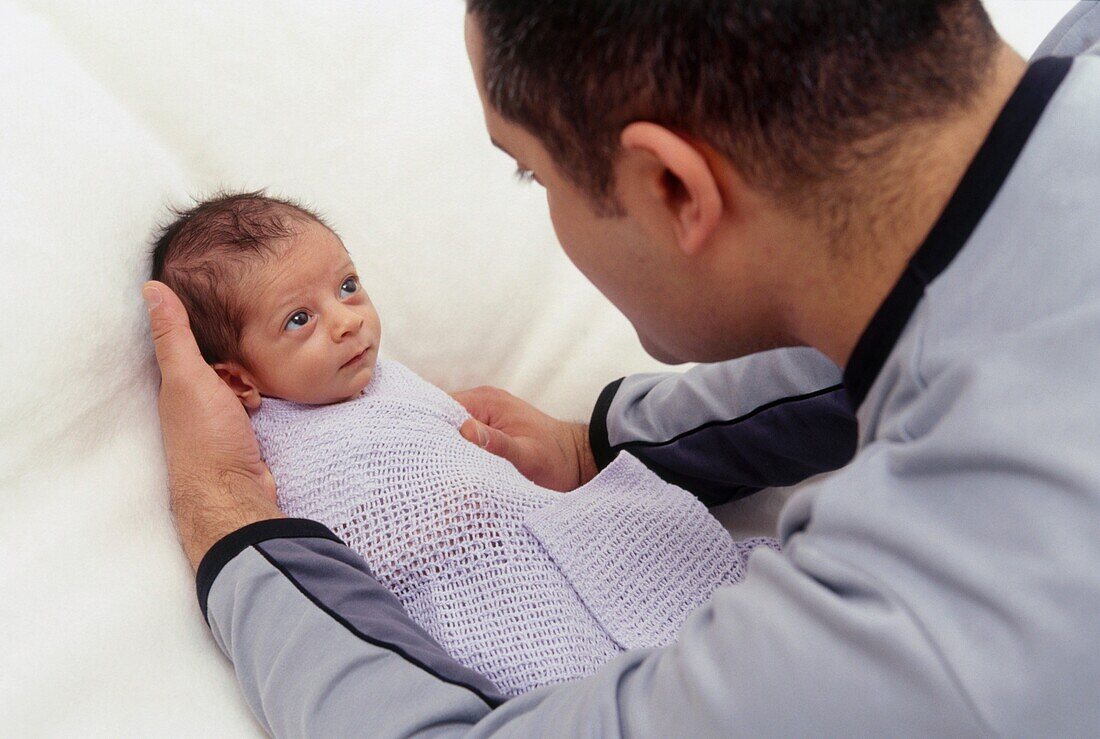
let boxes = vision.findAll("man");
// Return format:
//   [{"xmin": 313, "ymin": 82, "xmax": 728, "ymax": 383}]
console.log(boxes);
[{"xmin": 144, "ymin": 1, "xmax": 1100, "ymax": 734}]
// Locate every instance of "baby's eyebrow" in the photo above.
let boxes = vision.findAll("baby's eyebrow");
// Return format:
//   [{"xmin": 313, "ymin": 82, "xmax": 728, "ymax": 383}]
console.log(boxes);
[
  {"xmin": 270, "ymin": 291, "xmax": 308, "ymax": 321},
  {"xmin": 269, "ymin": 261, "xmax": 358, "ymax": 319}
]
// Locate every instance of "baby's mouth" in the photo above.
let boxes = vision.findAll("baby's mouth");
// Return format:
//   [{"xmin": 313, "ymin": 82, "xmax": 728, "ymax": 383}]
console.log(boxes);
[{"xmin": 341, "ymin": 347, "xmax": 369, "ymax": 369}]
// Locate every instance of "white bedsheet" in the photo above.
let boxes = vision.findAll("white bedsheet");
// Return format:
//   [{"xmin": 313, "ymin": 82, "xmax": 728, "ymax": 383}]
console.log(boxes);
[{"xmin": 0, "ymin": 1, "xmax": 1072, "ymax": 734}]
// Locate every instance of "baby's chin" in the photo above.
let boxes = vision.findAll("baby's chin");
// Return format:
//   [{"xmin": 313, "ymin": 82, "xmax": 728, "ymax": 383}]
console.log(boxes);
[
  {"xmin": 256, "ymin": 362, "xmax": 376, "ymax": 407},
  {"xmin": 334, "ymin": 360, "xmax": 377, "ymax": 402}
]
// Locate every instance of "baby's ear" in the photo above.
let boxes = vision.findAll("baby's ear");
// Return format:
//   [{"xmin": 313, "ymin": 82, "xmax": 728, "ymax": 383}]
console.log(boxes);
[{"xmin": 212, "ymin": 361, "xmax": 263, "ymax": 410}]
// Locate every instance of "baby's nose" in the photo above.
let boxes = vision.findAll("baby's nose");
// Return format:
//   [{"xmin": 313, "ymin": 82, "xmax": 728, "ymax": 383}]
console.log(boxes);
[{"xmin": 333, "ymin": 308, "xmax": 364, "ymax": 338}]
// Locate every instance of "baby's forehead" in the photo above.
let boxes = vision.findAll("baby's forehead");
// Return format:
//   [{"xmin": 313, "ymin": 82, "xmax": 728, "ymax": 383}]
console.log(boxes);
[{"xmin": 241, "ymin": 234, "xmax": 356, "ymax": 314}]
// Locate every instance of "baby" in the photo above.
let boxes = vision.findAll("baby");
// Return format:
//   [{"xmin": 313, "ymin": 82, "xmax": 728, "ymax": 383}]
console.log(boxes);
[{"xmin": 151, "ymin": 191, "xmax": 778, "ymax": 696}]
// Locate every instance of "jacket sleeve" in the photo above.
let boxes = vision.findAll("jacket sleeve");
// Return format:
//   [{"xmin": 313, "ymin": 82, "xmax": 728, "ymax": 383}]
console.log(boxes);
[
  {"xmin": 197, "ymin": 519, "xmax": 508, "ymax": 737},
  {"xmin": 588, "ymin": 347, "xmax": 857, "ymax": 506},
  {"xmin": 200, "ymin": 508, "xmax": 992, "ymax": 737}
]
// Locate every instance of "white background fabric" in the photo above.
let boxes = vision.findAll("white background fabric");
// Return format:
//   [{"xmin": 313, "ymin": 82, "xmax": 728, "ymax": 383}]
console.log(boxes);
[{"xmin": 0, "ymin": 1, "xmax": 1074, "ymax": 734}]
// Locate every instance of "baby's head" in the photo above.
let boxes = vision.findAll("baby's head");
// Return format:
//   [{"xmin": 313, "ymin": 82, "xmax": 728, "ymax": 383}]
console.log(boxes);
[{"xmin": 151, "ymin": 191, "xmax": 381, "ymax": 408}]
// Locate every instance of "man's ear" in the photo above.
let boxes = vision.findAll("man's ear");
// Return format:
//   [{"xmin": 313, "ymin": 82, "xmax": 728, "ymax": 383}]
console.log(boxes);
[
  {"xmin": 617, "ymin": 122, "xmax": 724, "ymax": 257},
  {"xmin": 212, "ymin": 361, "xmax": 263, "ymax": 410}
]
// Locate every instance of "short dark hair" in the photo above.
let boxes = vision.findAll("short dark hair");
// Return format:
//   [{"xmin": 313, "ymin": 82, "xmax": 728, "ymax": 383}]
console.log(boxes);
[
  {"xmin": 467, "ymin": 0, "xmax": 999, "ymax": 214},
  {"xmin": 149, "ymin": 190, "xmax": 329, "ymax": 366}
]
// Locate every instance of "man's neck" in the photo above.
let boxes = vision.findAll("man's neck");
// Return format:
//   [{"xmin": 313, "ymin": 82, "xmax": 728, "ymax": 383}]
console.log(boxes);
[{"xmin": 796, "ymin": 43, "xmax": 1028, "ymax": 368}]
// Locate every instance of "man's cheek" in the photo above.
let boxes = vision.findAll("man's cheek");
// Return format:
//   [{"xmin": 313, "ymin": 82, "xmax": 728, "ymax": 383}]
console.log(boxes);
[{"xmin": 547, "ymin": 201, "xmax": 590, "ymax": 267}]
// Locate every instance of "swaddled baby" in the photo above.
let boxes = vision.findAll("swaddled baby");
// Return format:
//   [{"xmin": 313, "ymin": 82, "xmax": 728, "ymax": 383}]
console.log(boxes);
[{"xmin": 151, "ymin": 191, "xmax": 778, "ymax": 696}]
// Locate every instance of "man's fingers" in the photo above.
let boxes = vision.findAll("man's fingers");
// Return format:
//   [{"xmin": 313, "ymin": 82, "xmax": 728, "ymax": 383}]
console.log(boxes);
[
  {"xmin": 459, "ymin": 418, "xmax": 491, "ymax": 448},
  {"xmin": 143, "ymin": 280, "xmax": 204, "ymax": 373},
  {"xmin": 459, "ymin": 418, "xmax": 521, "ymax": 465},
  {"xmin": 480, "ymin": 422, "xmax": 520, "ymax": 462},
  {"xmin": 451, "ymin": 386, "xmax": 503, "ymax": 425}
]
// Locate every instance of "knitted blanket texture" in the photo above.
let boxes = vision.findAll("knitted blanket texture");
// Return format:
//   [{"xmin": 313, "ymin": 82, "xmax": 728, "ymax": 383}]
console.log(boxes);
[{"xmin": 250, "ymin": 359, "xmax": 778, "ymax": 696}]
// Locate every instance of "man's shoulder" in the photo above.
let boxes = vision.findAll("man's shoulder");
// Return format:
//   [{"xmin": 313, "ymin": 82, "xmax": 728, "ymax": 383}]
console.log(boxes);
[{"xmin": 784, "ymin": 298, "xmax": 1100, "ymax": 729}]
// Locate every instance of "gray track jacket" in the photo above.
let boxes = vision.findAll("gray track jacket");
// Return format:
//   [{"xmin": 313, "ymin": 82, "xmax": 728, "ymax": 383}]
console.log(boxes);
[{"xmin": 196, "ymin": 8, "xmax": 1100, "ymax": 736}]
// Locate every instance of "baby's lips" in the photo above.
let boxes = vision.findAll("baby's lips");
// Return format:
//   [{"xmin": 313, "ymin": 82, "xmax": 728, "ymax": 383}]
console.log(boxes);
[{"xmin": 340, "ymin": 346, "xmax": 370, "ymax": 369}]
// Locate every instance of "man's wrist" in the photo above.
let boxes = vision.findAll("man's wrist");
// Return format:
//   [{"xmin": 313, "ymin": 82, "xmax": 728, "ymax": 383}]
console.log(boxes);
[
  {"xmin": 170, "ymin": 471, "xmax": 285, "ymax": 573},
  {"xmin": 575, "ymin": 423, "xmax": 599, "ymax": 486},
  {"xmin": 177, "ymin": 501, "xmax": 285, "ymax": 574}
]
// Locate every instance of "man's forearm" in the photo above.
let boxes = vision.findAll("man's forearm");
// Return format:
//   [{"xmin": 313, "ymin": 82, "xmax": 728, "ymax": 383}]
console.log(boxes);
[
  {"xmin": 588, "ymin": 347, "xmax": 857, "ymax": 505},
  {"xmin": 201, "ymin": 518, "xmax": 985, "ymax": 736},
  {"xmin": 201, "ymin": 519, "xmax": 506, "ymax": 736}
]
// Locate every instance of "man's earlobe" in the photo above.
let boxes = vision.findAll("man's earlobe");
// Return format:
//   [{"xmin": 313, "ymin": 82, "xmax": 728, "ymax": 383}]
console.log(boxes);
[
  {"xmin": 212, "ymin": 362, "xmax": 262, "ymax": 410},
  {"xmin": 620, "ymin": 122, "xmax": 724, "ymax": 257}
]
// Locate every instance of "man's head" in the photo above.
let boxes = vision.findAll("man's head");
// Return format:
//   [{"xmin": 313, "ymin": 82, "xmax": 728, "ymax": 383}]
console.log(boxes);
[
  {"xmin": 465, "ymin": 0, "xmax": 1003, "ymax": 364},
  {"xmin": 151, "ymin": 192, "xmax": 381, "ymax": 407}
]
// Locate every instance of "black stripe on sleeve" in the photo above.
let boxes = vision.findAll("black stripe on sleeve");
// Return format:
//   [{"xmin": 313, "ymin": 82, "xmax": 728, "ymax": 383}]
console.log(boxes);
[
  {"xmin": 612, "ymin": 383, "xmax": 845, "ymax": 453},
  {"xmin": 589, "ymin": 377, "xmax": 625, "ymax": 470},
  {"xmin": 843, "ymin": 56, "xmax": 1073, "ymax": 408},
  {"xmin": 196, "ymin": 517, "xmax": 344, "ymax": 623},
  {"xmin": 251, "ymin": 542, "xmax": 507, "ymax": 708}
]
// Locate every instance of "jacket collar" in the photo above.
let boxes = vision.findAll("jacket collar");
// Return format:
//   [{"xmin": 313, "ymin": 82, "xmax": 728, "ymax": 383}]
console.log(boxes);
[{"xmin": 843, "ymin": 56, "xmax": 1073, "ymax": 409}]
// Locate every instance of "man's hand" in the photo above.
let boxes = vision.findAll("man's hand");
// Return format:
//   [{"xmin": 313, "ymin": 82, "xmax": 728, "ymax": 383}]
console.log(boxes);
[
  {"xmin": 451, "ymin": 386, "xmax": 598, "ymax": 492},
  {"xmin": 143, "ymin": 281, "xmax": 284, "ymax": 573}
]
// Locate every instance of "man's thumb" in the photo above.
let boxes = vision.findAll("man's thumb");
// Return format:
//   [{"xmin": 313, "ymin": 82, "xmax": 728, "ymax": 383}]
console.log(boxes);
[
  {"xmin": 460, "ymin": 418, "xmax": 518, "ymax": 463},
  {"xmin": 143, "ymin": 280, "xmax": 202, "ymax": 370}
]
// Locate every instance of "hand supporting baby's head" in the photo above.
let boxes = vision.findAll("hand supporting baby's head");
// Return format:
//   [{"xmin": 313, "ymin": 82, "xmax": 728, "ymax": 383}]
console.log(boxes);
[{"xmin": 150, "ymin": 191, "xmax": 382, "ymax": 408}]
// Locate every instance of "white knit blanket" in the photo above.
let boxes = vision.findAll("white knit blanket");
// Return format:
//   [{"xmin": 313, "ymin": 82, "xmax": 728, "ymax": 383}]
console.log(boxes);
[{"xmin": 250, "ymin": 359, "xmax": 778, "ymax": 696}]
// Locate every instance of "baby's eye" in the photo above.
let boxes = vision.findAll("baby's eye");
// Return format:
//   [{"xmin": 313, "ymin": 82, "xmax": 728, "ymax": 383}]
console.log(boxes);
[
  {"xmin": 340, "ymin": 277, "xmax": 359, "ymax": 298},
  {"xmin": 285, "ymin": 311, "xmax": 310, "ymax": 331}
]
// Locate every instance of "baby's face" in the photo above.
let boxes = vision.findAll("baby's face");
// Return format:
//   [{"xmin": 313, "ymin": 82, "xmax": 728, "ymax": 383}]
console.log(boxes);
[{"xmin": 237, "ymin": 219, "xmax": 381, "ymax": 405}]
